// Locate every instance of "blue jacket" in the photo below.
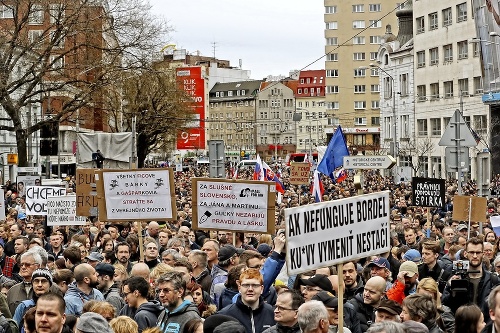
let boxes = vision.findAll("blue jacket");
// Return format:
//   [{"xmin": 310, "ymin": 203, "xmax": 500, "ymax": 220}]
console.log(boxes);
[
  {"xmin": 218, "ymin": 295, "xmax": 275, "ymax": 333},
  {"xmin": 262, "ymin": 251, "xmax": 285, "ymax": 296},
  {"xmin": 64, "ymin": 282, "xmax": 104, "ymax": 316}
]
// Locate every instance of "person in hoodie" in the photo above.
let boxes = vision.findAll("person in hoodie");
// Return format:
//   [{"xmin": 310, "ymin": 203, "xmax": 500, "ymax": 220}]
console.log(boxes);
[
  {"xmin": 64, "ymin": 263, "xmax": 104, "ymax": 316},
  {"xmin": 219, "ymin": 264, "xmax": 246, "ymax": 309},
  {"xmin": 218, "ymin": 268, "xmax": 275, "ymax": 333},
  {"xmin": 122, "ymin": 276, "xmax": 163, "ymax": 333},
  {"xmin": 96, "ymin": 263, "xmax": 124, "ymax": 315},
  {"xmin": 211, "ymin": 244, "xmax": 243, "ymax": 305},
  {"xmin": 157, "ymin": 271, "xmax": 201, "ymax": 333}
]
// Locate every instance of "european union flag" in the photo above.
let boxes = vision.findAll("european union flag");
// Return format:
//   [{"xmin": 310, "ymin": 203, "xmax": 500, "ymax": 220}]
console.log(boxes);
[{"xmin": 317, "ymin": 125, "xmax": 349, "ymax": 180}]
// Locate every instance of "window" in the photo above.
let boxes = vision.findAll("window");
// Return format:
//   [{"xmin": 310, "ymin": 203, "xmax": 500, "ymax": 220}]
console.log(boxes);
[
  {"xmin": 457, "ymin": 3, "xmax": 467, "ymax": 22},
  {"xmin": 326, "ymin": 86, "xmax": 339, "ymax": 94},
  {"xmin": 297, "ymin": 88, "xmax": 302, "ymax": 94},
  {"xmin": 371, "ymin": 101, "xmax": 380, "ymax": 109},
  {"xmin": 325, "ymin": 6, "xmax": 337, "ymax": 14},
  {"xmin": 458, "ymin": 78, "xmax": 469, "ymax": 95},
  {"xmin": 372, "ymin": 117, "xmax": 380, "ymax": 125},
  {"xmin": 417, "ymin": 85, "xmax": 426, "ymax": 101},
  {"xmin": 474, "ymin": 76, "xmax": 483, "ymax": 94},
  {"xmin": 327, "ymin": 102, "xmax": 340, "ymax": 110},
  {"xmin": 430, "ymin": 82, "xmax": 439, "ymax": 100},
  {"xmin": 430, "ymin": 118, "xmax": 441, "ymax": 136},
  {"xmin": 400, "ymin": 73, "xmax": 409, "ymax": 96},
  {"xmin": 417, "ymin": 119, "xmax": 428, "ymax": 136},
  {"xmin": 416, "ymin": 16, "xmax": 425, "ymax": 34},
  {"xmin": 353, "ymin": 135, "xmax": 367, "ymax": 145},
  {"xmin": 443, "ymin": 7, "xmax": 452, "ymax": 26},
  {"xmin": 28, "ymin": 30, "xmax": 43, "ymax": 47},
  {"xmin": 370, "ymin": 36, "xmax": 381, "ymax": 44},
  {"xmin": 353, "ymin": 36, "xmax": 365, "ymax": 44},
  {"xmin": 369, "ymin": 4, "xmax": 381, "ymax": 12},
  {"xmin": 352, "ymin": 4, "xmax": 364, "ymax": 12},
  {"xmin": 50, "ymin": 55, "xmax": 64, "ymax": 70},
  {"xmin": 326, "ymin": 22, "xmax": 338, "ymax": 30},
  {"xmin": 354, "ymin": 101, "xmax": 366, "ymax": 109},
  {"xmin": 353, "ymin": 20, "xmax": 365, "ymax": 29},
  {"xmin": 430, "ymin": 48, "xmax": 439, "ymax": 65},
  {"xmin": 371, "ymin": 84, "xmax": 380, "ymax": 92},
  {"xmin": 49, "ymin": 4, "xmax": 64, "ymax": 24},
  {"xmin": 370, "ymin": 68, "xmax": 379, "ymax": 76},
  {"xmin": 444, "ymin": 81, "xmax": 453, "ymax": 98},
  {"xmin": 354, "ymin": 85, "xmax": 366, "ymax": 93},
  {"xmin": 370, "ymin": 20, "xmax": 382, "ymax": 28},
  {"xmin": 443, "ymin": 44, "xmax": 453, "ymax": 62},
  {"xmin": 370, "ymin": 52, "xmax": 378, "ymax": 60},
  {"xmin": 474, "ymin": 115, "xmax": 487, "ymax": 131},
  {"xmin": 327, "ymin": 53, "xmax": 338, "ymax": 61},
  {"xmin": 473, "ymin": 42, "xmax": 480, "ymax": 57},
  {"xmin": 401, "ymin": 115, "xmax": 410, "ymax": 138},
  {"xmin": 429, "ymin": 12, "xmax": 438, "ymax": 30},
  {"xmin": 383, "ymin": 77, "xmax": 392, "ymax": 99},
  {"xmin": 227, "ymin": 91, "xmax": 233, "ymax": 97},
  {"xmin": 0, "ymin": 5, "xmax": 14, "ymax": 18},
  {"xmin": 326, "ymin": 69, "xmax": 338, "ymax": 77},
  {"xmin": 49, "ymin": 31, "xmax": 65, "ymax": 49},
  {"xmin": 29, "ymin": 4, "xmax": 44, "ymax": 24},
  {"xmin": 354, "ymin": 117, "xmax": 367, "ymax": 125},
  {"xmin": 326, "ymin": 37, "xmax": 338, "ymax": 46},
  {"xmin": 417, "ymin": 51, "xmax": 426, "ymax": 68},
  {"xmin": 354, "ymin": 69, "xmax": 366, "ymax": 77},
  {"xmin": 241, "ymin": 90, "xmax": 246, "ymax": 95},
  {"xmin": 457, "ymin": 41, "xmax": 468, "ymax": 59},
  {"xmin": 353, "ymin": 52, "xmax": 366, "ymax": 60}
]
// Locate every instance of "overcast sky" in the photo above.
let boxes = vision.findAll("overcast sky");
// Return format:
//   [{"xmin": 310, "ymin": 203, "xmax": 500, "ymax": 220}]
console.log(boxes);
[{"xmin": 148, "ymin": 0, "xmax": 325, "ymax": 80}]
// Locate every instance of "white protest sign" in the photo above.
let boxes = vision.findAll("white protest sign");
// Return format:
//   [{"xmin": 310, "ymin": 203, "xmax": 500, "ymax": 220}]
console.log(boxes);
[
  {"xmin": 101, "ymin": 169, "xmax": 175, "ymax": 220},
  {"xmin": 285, "ymin": 191, "xmax": 390, "ymax": 275},
  {"xmin": 0, "ymin": 199, "xmax": 5, "ymax": 221},
  {"xmin": 192, "ymin": 179, "xmax": 274, "ymax": 233},
  {"xmin": 46, "ymin": 195, "xmax": 86, "ymax": 226},
  {"xmin": 26, "ymin": 186, "xmax": 67, "ymax": 216}
]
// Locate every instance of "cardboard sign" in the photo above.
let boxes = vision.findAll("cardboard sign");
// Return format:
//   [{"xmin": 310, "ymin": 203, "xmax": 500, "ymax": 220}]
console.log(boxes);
[
  {"xmin": 26, "ymin": 186, "xmax": 67, "ymax": 215},
  {"xmin": 452, "ymin": 195, "xmax": 487, "ymax": 223},
  {"xmin": 285, "ymin": 191, "xmax": 390, "ymax": 275},
  {"xmin": 46, "ymin": 195, "xmax": 86, "ymax": 226},
  {"xmin": 97, "ymin": 169, "xmax": 177, "ymax": 221},
  {"xmin": 76, "ymin": 169, "xmax": 98, "ymax": 217},
  {"xmin": 192, "ymin": 178, "xmax": 276, "ymax": 234},
  {"xmin": 289, "ymin": 163, "xmax": 310, "ymax": 185},
  {"xmin": 412, "ymin": 177, "xmax": 445, "ymax": 208}
]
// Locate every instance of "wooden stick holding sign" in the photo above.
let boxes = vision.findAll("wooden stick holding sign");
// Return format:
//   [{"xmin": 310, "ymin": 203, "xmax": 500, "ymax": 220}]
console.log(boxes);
[
  {"xmin": 138, "ymin": 222, "xmax": 144, "ymax": 262},
  {"xmin": 337, "ymin": 263, "xmax": 344, "ymax": 333}
]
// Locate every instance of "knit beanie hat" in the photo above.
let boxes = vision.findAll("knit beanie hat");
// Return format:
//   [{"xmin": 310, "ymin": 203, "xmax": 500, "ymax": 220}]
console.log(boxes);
[
  {"xmin": 76, "ymin": 312, "xmax": 113, "ymax": 333},
  {"xmin": 32, "ymin": 269, "xmax": 53, "ymax": 286},
  {"xmin": 203, "ymin": 314, "xmax": 239, "ymax": 333},
  {"xmin": 213, "ymin": 321, "xmax": 246, "ymax": 333}
]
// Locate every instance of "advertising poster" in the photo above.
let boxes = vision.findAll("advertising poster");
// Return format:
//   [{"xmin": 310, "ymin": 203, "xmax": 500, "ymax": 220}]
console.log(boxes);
[{"xmin": 46, "ymin": 195, "xmax": 86, "ymax": 226}]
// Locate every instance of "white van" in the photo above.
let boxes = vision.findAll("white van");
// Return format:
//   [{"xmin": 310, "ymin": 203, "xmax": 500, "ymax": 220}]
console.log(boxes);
[{"xmin": 236, "ymin": 160, "xmax": 257, "ymax": 169}]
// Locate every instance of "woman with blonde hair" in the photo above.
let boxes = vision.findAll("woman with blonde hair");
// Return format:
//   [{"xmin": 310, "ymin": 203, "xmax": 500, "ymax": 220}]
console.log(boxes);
[
  {"xmin": 113, "ymin": 264, "xmax": 129, "ymax": 284},
  {"xmin": 417, "ymin": 278, "xmax": 454, "ymax": 333},
  {"xmin": 110, "ymin": 316, "xmax": 139, "ymax": 333},
  {"xmin": 258, "ymin": 234, "xmax": 273, "ymax": 247}
]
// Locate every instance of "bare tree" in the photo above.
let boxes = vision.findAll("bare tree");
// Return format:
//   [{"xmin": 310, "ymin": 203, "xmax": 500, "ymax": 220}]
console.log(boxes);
[
  {"xmin": 0, "ymin": 0, "xmax": 170, "ymax": 166},
  {"xmin": 398, "ymin": 136, "xmax": 435, "ymax": 175}
]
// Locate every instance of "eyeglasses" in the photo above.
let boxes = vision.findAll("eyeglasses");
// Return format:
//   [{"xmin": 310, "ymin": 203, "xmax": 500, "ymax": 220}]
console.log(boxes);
[
  {"xmin": 26, "ymin": 226, "xmax": 34, "ymax": 229},
  {"xmin": 157, "ymin": 288, "xmax": 176, "ymax": 294},
  {"xmin": 32, "ymin": 278, "xmax": 49, "ymax": 285},
  {"xmin": 467, "ymin": 251, "xmax": 483, "ymax": 256},
  {"xmin": 121, "ymin": 291, "xmax": 133, "ymax": 297},
  {"xmin": 240, "ymin": 283, "xmax": 262, "ymax": 290},
  {"xmin": 274, "ymin": 305, "xmax": 297, "ymax": 312}
]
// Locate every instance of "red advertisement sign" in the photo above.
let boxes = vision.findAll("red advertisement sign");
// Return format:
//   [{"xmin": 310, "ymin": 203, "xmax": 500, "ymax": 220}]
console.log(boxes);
[{"xmin": 176, "ymin": 67, "xmax": 206, "ymax": 150}]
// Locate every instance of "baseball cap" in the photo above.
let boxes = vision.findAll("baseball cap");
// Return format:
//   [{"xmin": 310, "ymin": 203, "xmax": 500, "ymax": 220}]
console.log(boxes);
[
  {"xmin": 377, "ymin": 299, "xmax": 402, "ymax": 316},
  {"xmin": 457, "ymin": 223, "xmax": 468, "ymax": 231},
  {"xmin": 300, "ymin": 274, "xmax": 334, "ymax": 293},
  {"xmin": 86, "ymin": 252, "xmax": 104, "ymax": 262},
  {"xmin": 95, "ymin": 263, "xmax": 115, "ymax": 277},
  {"xmin": 257, "ymin": 244, "xmax": 272, "ymax": 257},
  {"xmin": 17, "ymin": 212, "xmax": 26, "ymax": 220},
  {"xmin": 312, "ymin": 291, "xmax": 338, "ymax": 308},
  {"xmin": 403, "ymin": 249, "xmax": 422, "ymax": 263},
  {"xmin": 399, "ymin": 261, "xmax": 419, "ymax": 277},
  {"xmin": 367, "ymin": 257, "xmax": 391, "ymax": 270},
  {"xmin": 218, "ymin": 245, "xmax": 244, "ymax": 262}
]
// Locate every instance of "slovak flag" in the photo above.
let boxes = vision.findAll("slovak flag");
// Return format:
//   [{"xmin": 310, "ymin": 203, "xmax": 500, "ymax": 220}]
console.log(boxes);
[
  {"xmin": 311, "ymin": 170, "xmax": 324, "ymax": 202},
  {"xmin": 335, "ymin": 168, "xmax": 348, "ymax": 183},
  {"xmin": 253, "ymin": 155, "xmax": 264, "ymax": 181},
  {"xmin": 263, "ymin": 163, "xmax": 285, "ymax": 194}
]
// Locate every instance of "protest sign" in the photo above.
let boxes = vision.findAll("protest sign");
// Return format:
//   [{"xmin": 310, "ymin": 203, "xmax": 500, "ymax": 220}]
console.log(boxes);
[
  {"xmin": 97, "ymin": 169, "xmax": 176, "ymax": 221},
  {"xmin": 16, "ymin": 175, "xmax": 41, "ymax": 198},
  {"xmin": 26, "ymin": 186, "xmax": 67, "ymax": 215},
  {"xmin": 192, "ymin": 178, "xmax": 276, "ymax": 234},
  {"xmin": 412, "ymin": 177, "xmax": 445, "ymax": 208},
  {"xmin": 285, "ymin": 191, "xmax": 390, "ymax": 275},
  {"xmin": 0, "ymin": 198, "xmax": 5, "ymax": 221},
  {"xmin": 76, "ymin": 169, "xmax": 98, "ymax": 216},
  {"xmin": 46, "ymin": 195, "xmax": 86, "ymax": 226},
  {"xmin": 289, "ymin": 163, "xmax": 310, "ymax": 185},
  {"xmin": 452, "ymin": 195, "xmax": 487, "ymax": 223}
]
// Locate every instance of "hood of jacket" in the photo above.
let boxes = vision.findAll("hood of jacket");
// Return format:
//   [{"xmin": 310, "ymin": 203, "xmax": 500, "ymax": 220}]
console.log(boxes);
[
  {"xmin": 210, "ymin": 264, "xmax": 227, "ymax": 279},
  {"xmin": 136, "ymin": 300, "xmax": 164, "ymax": 316},
  {"xmin": 66, "ymin": 282, "xmax": 96, "ymax": 300}
]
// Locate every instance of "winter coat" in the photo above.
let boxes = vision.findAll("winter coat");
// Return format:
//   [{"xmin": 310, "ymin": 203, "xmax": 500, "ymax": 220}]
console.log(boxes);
[
  {"xmin": 218, "ymin": 295, "xmax": 275, "ymax": 333},
  {"xmin": 219, "ymin": 287, "xmax": 238, "ymax": 310},
  {"xmin": 102, "ymin": 283, "xmax": 125, "ymax": 315},
  {"xmin": 63, "ymin": 282, "xmax": 104, "ymax": 316},
  {"xmin": 437, "ymin": 305, "xmax": 455, "ymax": 333},
  {"xmin": 262, "ymin": 322, "xmax": 301, "ymax": 333},
  {"xmin": 157, "ymin": 300, "xmax": 200, "ymax": 333},
  {"xmin": 345, "ymin": 276, "xmax": 364, "ymax": 301},
  {"xmin": 210, "ymin": 265, "xmax": 228, "ymax": 305},
  {"xmin": 418, "ymin": 262, "xmax": 451, "ymax": 293},
  {"xmin": 135, "ymin": 300, "xmax": 163, "ymax": 333},
  {"xmin": 348, "ymin": 292, "xmax": 376, "ymax": 333}
]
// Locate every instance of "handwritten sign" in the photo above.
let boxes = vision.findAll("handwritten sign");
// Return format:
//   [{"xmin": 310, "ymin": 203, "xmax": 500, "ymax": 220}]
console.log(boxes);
[
  {"xmin": 46, "ymin": 196, "xmax": 86, "ymax": 226},
  {"xmin": 26, "ymin": 186, "xmax": 67, "ymax": 215},
  {"xmin": 285, "ymin": 191, "xmax": 390, "ymax": 275},
  {"xmin": 290, "ymin": 163, "xmax": 310, "ymax": 185},
  {"xmin": 452, "ymin": 195, "xmax": 487, "ymax": 223},
  {"xmin": 192, "ymin": 178, "xmax": 275, "ymax": 234},
  {"xmin": 412, "ymin": 177, "xmax": 445, "ymax": 208},
  {"xmin": 97, "ymin": 169, "xmax": 177, "ymax": 221},
  {"xmin": 76, "ymin": 169, "xmax": 98, "ymax": 216}
]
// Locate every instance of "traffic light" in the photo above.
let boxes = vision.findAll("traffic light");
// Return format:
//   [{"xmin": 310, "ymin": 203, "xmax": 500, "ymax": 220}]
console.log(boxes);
[
  {"xmin": 40, "ymin": 122, "xmax": 59, "ymax": 138},
  {"xmin": 40, "ymin": 139, "xmax": 58, "ymax": 156}
]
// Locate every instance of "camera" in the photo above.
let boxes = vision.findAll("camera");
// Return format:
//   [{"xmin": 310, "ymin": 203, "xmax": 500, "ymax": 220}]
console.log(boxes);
[{"xmin": 452, "ymin": 260, "xmax": 470, "ymax": 279}]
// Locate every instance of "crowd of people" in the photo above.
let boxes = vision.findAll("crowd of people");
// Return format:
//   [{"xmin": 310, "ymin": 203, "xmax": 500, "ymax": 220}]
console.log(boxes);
[{"xmin": 1, "ymin": 164, "xmax": 500, "ymax": 333}]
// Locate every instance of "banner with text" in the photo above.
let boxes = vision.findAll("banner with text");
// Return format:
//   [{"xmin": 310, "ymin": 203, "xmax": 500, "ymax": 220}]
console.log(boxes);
[
  {"xmin": 16, "ymin": 176, "xmax": 41, "ymax": 198},
  {"xmin": 411, "ymin": 177, "xmax": 445, "ymax": 208},
  {"xmin": 47, "ymin": 195, "xmax": 86, "ymax": 226},
  {"xmin": 290, "ymin": 163, "xmax": 310, "ymax": 185},
  {"xmin": 97, "ymin": 169, "xmax": 177, "ymax": 221},
  {"xmin": 285, "ymin": 191, "xmax": 390, "ymax": 275},
  {"xmin": 76, "ymin": 169, "xmax": 98, "ymax": 217},
  {"xmin": 192, "ymin": 178, "xmax": 276, "ymax": 234},
  {"xmin": 26, "ymin": 186, "xmax": 67, "ymax": 215}
]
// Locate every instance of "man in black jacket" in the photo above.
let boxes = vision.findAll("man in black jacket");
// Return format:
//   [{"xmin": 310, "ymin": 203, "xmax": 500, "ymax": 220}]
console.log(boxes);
[
  {"xmin": 348, "ymin": 276, "xmax": 387, "ymax": 333},
  {"xmin": 263, "ymin": 290, "xmax": 303, "ymax": 333},
  {"xmin": 218, "ymin": 268, "xmax": 275, "ymax": 333},
  {"xmin": 418, "ymin": 240, "xmax": 451, "ymax": 293},
  {"xmin": 482, "ymin": 285, "xmax": 500, "ymax": 333}
]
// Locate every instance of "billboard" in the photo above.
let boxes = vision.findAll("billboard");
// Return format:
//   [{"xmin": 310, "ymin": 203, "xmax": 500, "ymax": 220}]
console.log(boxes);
[
  {"xmin": 473, "ymin": 0, "xmax": 500, "ymax": 101},
  {"xmin": 176, "ymin": 67, "xmax": 206, "ymax": 150}
]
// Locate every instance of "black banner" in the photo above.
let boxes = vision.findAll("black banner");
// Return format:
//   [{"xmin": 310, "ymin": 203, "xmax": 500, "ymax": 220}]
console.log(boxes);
[{"xmin": 412, "ymin": 177, "xmax": 445, "ymax": 208}]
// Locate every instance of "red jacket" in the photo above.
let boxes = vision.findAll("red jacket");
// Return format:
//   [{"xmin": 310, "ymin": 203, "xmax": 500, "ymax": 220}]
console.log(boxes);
[{"xmin": 386, "ymin": 279, "xmax": 406, "ymax": 304}]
